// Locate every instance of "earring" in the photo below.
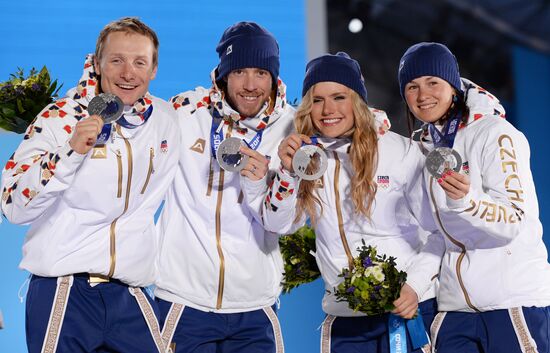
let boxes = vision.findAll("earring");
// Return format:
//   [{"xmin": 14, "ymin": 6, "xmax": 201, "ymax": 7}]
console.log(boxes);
[{"xmin": 452, "ymin": 95, "xmax": 458, "ymax": 103}]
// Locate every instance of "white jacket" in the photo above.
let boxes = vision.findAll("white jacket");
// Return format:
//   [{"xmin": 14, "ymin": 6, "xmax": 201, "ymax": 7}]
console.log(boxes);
[
  {"xmin": 1, "ymin": 63, "xmax": 180, "ymax": 287},
  {"xmin": 155, "ymin": 74, "xmax": 295, "ymax": 313},
  {"xmin": 263, "ymin": 110, "xmax": 444, "ymax": 317},
  {"xmin": 421, "ymin": 78, "xmax": 550, "ymax": 312}
]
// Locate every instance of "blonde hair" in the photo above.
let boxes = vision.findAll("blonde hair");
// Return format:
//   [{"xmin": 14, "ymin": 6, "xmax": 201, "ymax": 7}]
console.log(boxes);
[{"xmin": 294, "ymin": 86, "xmax": 379, "ymax": 224}]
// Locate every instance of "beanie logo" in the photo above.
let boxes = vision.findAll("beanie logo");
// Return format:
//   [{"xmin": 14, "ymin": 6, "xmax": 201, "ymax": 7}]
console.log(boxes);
[{"xmin": 226, "ymin": 45, "xmax": 233, "ymax": 55}]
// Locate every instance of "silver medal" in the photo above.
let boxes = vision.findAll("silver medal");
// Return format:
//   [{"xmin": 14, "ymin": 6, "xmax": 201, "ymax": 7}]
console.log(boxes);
[
  {"xmin": 425, "ymin": 147, "xmax": 462, "ymax": 178},
  {"xmin": 216, "ymin": 137, "xmax": 249, "ymax": 172},
  {"xmin": 292, "ymin": 144, "xmax": 328, "ymax": 181},
  {"xmin": 88, "ymin": 93, "xmax": 124, "ymax": 124}
]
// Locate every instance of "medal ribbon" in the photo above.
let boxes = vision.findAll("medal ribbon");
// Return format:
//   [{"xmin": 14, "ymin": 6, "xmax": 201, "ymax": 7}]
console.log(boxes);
[
  {"xmin": 96, "ymin": 124, "xmax": 112, "ymax": 145},
  {"xmin": 316, "ymin": 136, "xmax": 352, "ymax": 152},
  {"xmin": 96, "ymin": 105, "xmax": 154, "ymax": 145},
  {"xmin": 300, "ymin": 135, "xmax": 319, "ymax": 147},
  {"xmin": 117, "ymin": 105, "xmax": 154, "ymax": 129},
  {"xmin": 428, "ymin": 114, "xmax": 461, "ymax": 149},
  {"xmin": 210, "ymin": 116, "xmax": 224, "ymax": 158},
  {"xmin": 301, "ymin": 136, "xmax": 350, "ymax": 150},
  {"xmin": 210, "ymin": 117, "xmax": 264, "ymax": 159}
]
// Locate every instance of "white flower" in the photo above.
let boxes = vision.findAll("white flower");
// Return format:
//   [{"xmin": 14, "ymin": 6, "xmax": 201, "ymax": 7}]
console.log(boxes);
[
  {"xmin": 365, "ymin": 267, "xmax": 375, "ymax": 277},
  {"xmin": 374, "ymin": 271, "xmax": 385, "ymax": 282},
  {"xmin": 373, "ymin": 265, "xmax": 385, "ymax": 282}
]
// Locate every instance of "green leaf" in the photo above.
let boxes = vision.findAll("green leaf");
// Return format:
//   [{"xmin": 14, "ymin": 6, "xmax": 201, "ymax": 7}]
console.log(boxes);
[
  {"xmin": 0, "ymin": 66, "xmax": 63, "ymax": 133},
  {"xmin": 1, "ymin": 106, "xmax": 16, "ymax": 118},
  {"xmin": 16, "ymin": 98, "xmax": 25, "ymax": 113},
  {"xmin": 279, "ymin": 225, "xmax": 321, "ymax": 293}
]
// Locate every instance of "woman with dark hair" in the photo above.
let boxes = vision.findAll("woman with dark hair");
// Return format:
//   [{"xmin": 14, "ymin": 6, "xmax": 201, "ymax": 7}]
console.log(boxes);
[
  {"xmin": 399, "ymin": 42, "xmax": 550, "ymax": 353},
  {"xmin": 263, "ymin": 52, "xmax": 443, "ymax": 353}
]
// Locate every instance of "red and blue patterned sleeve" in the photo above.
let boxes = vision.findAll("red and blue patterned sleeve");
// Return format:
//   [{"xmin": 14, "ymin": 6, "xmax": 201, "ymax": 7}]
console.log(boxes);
[
  {"xmin": 262, "ymin": 166, "xmax": 304, "ymax": 235},
  {"xmin": 1, "ymin": 101, "xmax": 86, "ymax": 224}
]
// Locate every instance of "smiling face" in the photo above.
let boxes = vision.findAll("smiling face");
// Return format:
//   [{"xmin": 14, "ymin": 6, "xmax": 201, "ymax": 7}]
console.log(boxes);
[
  {"xmin": 94, "ymin": 31, "xmax": 157, "ymax": 105},
  {"xmin": 310, "ymin": 82, "xmax": 355, "ymax": 138},
  {"xmin": 404, "ymin": 76, "xmax": 455, "ymax": 124},
  {"xmin": 225, "ymin": 68, "xmax": 273, "ymax": 117}
]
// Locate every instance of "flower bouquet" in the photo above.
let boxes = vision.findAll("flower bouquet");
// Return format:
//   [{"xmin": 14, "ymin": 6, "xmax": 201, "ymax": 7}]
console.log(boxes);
[
  {"xmin": 279, "ymin": 225, "xmax": 321, "ymax": 293},
  {"xmin": 334, "ymin": 240, "xmax": 407, "ymax": 315},
  {"xmin": 0, "ymin": 67, "xmax": 61, "ymax": 133}
]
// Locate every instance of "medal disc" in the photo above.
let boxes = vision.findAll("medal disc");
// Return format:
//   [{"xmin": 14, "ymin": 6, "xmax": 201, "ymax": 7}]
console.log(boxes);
[
  {"xmin": 88, "ymin": 93, "xmax": 124, "ymax": 124},
  {"xmin": 425, "ymin": 147, "xmax": 462, "ymax": 178},
  {"xmin": 292, "ymin": 144, "xmax": 328, "ymax": 180},
  {"xmin": 216, "ymin": 137, "xmax": 249, "ymax": 172}
]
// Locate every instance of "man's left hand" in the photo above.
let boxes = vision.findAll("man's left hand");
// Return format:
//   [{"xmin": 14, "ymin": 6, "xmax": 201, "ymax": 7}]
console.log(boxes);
[{"xmin": 240, "ymin": 146, "xmax": 270, "ymax": 181}]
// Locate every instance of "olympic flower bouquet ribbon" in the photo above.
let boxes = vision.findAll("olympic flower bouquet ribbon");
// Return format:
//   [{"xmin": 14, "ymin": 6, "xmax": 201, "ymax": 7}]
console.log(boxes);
[
  {"xmin": 0, "ymin": 67, "xmax": 61, "ymax": 133},
  {"xmin": 335, "ymin": 240, "xmax": 430, "ymax": 352},
  {"xmin": 279, "ymin": 225, "xmax": 321, "ymax": 293}
]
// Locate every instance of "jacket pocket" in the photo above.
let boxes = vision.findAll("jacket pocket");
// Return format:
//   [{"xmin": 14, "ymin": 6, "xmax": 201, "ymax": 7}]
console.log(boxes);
[{"xmin": 140, "ymin": 148, "xmax": 155, "ymax": 194}]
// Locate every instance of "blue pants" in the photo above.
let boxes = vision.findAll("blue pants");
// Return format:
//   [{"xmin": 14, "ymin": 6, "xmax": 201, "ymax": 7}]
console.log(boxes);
[
  {"xmin": 321, "ymin": 298, "xmax": 437, "ymax": 353},
  {"xmin": 26, "ymin": 275, "xmax": 163, "ymax": 353},
  {"xmin": 157, "ymin": 298, "xmax": 284, "ymax": 353},
  {"xmin": 432, "ymin": 307, "xmax": 550, "ymax": 353}
]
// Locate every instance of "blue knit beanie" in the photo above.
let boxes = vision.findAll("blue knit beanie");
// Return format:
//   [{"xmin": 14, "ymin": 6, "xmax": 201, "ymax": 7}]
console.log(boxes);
[
  {"xmin": 398, "ymin": 42, "xmax": 463, "ymax": 98},
  {"xmin": 302, "ymin": 52, "xmax": 367, "ymax": 102},
  {"xmin": 215, "ymin": 21, "xmax": 280, "ymax": 82}
]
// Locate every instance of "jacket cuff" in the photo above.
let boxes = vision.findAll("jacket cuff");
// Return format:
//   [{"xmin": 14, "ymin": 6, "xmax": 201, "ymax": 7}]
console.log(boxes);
[
  {"xmin": 445, "ymin": 192, "xmax": 471, "ymax": 211},
  {"xmin": 405, "ymin": 272, "xmax": 434, "ymax": 302},
  {"xmin": 278, "ymin": 164, "xmax": 300, "ymax": 186},
  {"xmin": 51, "ymin": 143, "xmax": 87, "ymax": 183},
  {"xmin": 241, "ymin": 172, "xmax": 268, "ymax": 193}
]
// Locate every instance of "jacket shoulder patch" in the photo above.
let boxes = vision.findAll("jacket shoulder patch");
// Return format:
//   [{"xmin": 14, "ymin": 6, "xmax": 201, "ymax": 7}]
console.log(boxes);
[{"xmin": 190, "ymin": 138, "xmax": 206, "ymax": 154}]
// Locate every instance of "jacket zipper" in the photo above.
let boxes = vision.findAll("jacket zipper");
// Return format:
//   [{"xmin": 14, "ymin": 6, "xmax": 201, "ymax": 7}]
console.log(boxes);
[
  {"xmin": 215, "ymin": 169, "xmax": 226, "ymax": 309},
  {"xmin": 429, "ymin": 177, "xmax": 479, "ymax": 312},
  {"xmin": 333, "ymin": 152, "xmax": 354, "ymax": 270},
  {"xmin": 214, "ymin": 124, "xmax": 233, "ymax": 309},
  {"xmin": 108, "ymin": 126, "xmax": 134, "ymax": 278},
  {"xmin": 140, "ymin": 148, "xmax": 155, "ymax": 194}
]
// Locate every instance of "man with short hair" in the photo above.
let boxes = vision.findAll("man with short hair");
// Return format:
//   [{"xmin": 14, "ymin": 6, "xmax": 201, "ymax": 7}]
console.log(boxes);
[
  {"xmin": 1, "ymin": 17, "xmax": 179, "ymax": 353},
  {"xmin": 155, "ymin": 21, "xmax": 295, "ymax": 353}
]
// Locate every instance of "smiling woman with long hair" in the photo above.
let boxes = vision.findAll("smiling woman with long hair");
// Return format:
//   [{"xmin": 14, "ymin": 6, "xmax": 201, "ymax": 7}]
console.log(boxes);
[{"xmin": 263, "ymin": 52, "xmax": 443, "ymax": 353}]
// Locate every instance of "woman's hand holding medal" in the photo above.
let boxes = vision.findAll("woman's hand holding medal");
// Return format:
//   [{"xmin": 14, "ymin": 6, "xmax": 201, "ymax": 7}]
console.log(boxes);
[
  {"xmin": 277, "ymin": 134, "xmax": 312, "ymax": 173},
  {"xmin": 437, "ymin": 170, "xmax": 470, "ymax": 200},
  {"xmin": 277, "ymin": 133, "xmax": 328, "ymax": 180}
]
